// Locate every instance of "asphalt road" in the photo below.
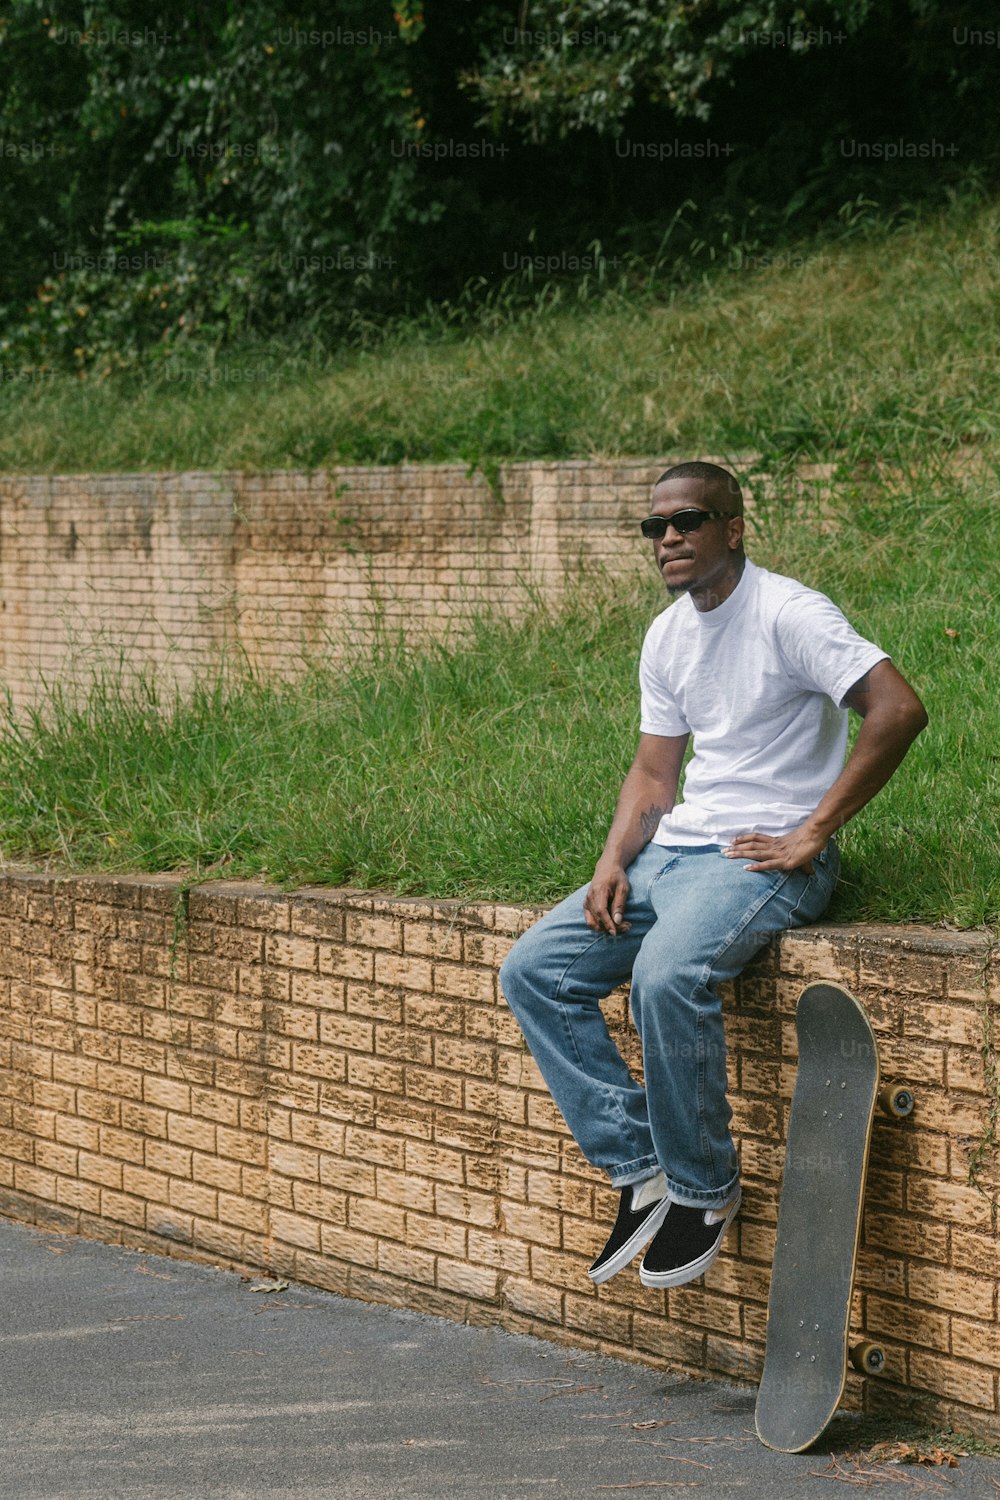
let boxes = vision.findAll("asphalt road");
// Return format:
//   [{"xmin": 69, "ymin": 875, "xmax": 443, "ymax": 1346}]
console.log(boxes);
[{"xmin": 1, "ymin": 1216, "xmax": 997, "ymax": 1499}]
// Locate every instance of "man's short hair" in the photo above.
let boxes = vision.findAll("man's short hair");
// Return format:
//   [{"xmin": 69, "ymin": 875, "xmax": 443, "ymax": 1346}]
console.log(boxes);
[{"xmin": 655, "ymin": 461, "xmax": 744, "ymax": 516}]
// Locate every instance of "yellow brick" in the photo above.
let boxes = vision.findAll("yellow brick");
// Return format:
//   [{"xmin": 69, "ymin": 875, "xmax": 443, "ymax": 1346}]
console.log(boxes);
[
  {"xmin": 497, "ymin": 1050, "xmax": 545, "ymax": 1090},
  {"xmin": 909, "ymin": 1350, "xmax": 996, "ymax": 1409},
  {"xmin": 373, "ymin": 953, "xmax": 433, "ymax": 991},
  {"xmin": 403, "ymin": 1068, "xmax": 463, "ymax": 1110},
  {"xmin": 305, "ymin": 1155, "xmax": 372, "ymax": 1199},
  {"xmin": 78, "ymin": 1151, "xmax": 123, "ymax": 1189},
  {"xmin": 634, "ymin": 1315, "xmax": 704, "ymax": 1363},
  {"xmin": 193, "ymin": 1218, "xmax": 245, "ymax": 1259},
  {"xmin": 97, "ymin": 1125, "xmax": 145, "ymax": 1165},
  {"xmin": 238, "ymin": 965, "xmax": 291, "ymax": 1000},
  {"xmin": 951, "ymin": 1227, "xmax": 1000, "ymax": 1275},
  {"xmin": 908, "ymin": 1175, "xmax": 995, "ymax": 1233},
  {"xmin": 55, "ymin": 1116, "xmax": 100, "ymax": 1151},
  {"xmin": 318, "ymin": 944, "xmax": 375, "ymax": 982},
  {"xmin": 318, "ymin": 1014, "xmax": 374, "ymax": 1053},
  {"xmin": 347, "ymin": 1056, "xmax": 404, "ymax": 1093},
  {"xmin": 947, "ymin": 1048, "xmax": 988, "ymax": 1093},
  {"xmin": 266, "ymin": 934, "xmax": 318, "ymax": 971},
  {"xmin": 777, "ymin": 932, "xmax": 855, "ymax": 982},
  {"xmin": 290, "ymin": 973, "xmax": 345, "ymax": 1011},
  {"xmin": 435, "ymin": 1184, "xmax": 497, "ymax": 1228},
  {"xmin": 320, "ymin": 1222, "xmax": 378, "ymax": 1267},
  {"xmin": 143, "ymin": 1076, "xmax": 190, "ymax": 1112},
  {"xmin": 216, "ymin": 1193, "xmax": 268, "ymax": 1233},
  {"xmin": 402, "ymin": 995, "xmax": 464, "ymax": 1032},
  {"xmin": 863, "ymin": 1211, "xmax": 949, "ymax": 1262},
  {"xmin": 903, "ymin": 1001, "xmax": 982, "ymax": 1046},
  {"xmin": 502, "ymin": 1275, "xmax": 564, "ymax": 1324},
  {"xmin": 433, "ymin": 964, "xmax": 495, "ymax": 1004},
  {"xmin": 100, "ymin": 1188, "xmax": 146, "ymax": 1228},
  {"xmin": 193, "ymin": 1154, "xmax": 244, "ymax": 1196},
  {"xmin": 122, "ymin": 1165, "xmax": 170, "ymax": 1204},
  {"xmin": 403, "ymin": 922, "xmax": 463, "ymax": 962},
  {"xmin": 52, "ymin": 1054, "xmax": 98, "ymax": 1088},
  {"xmin": 345, "ymin": 982, "xmax": 403, "ymax": 1023},
  {"xmin": 949, "ymin": 1315, "xmax": 1000, "ymax": 1367},
  {"xmin": 434, "ymin": 1036, "xmax": 494, "ymax": 1078},
  {"xmin": 379, "ymin": 1242, "xmax": 437, "ymax": 1284},
  {"xmin": 13, "ymin": 1103, "xmax": 55, "ymax": 1139},
  {"xmin": 465, "ymin": 1007, "xmax": 523, "ymax": 1048},
  {"xmin": 349, "ymin": 1195, "xmax": 406, "ymax": 1242},
  {"xmin": 345, "ymin": 913, "xmax": 402, "ymax": 951},
  {"xmin": 236, "ymin": 894, "xmax": 290, "ymax": 932},
  {"xmin": 403, "ymin": 1140, "xmax": 465, "ymax": 1181},
  {"xmin": 669, "ymin": 1285, "xmax": 742, "ymax": 1337},
  {"xmin": 530, "ymin": 1245, "xmax": 590, "ymax": 1292},
  {"xmin": 909, "ymin": 1263, "xmax": 995, "ymax": 1319},
  {"xmin": 376, "ymin": 1168, "xmax": 435, "ymax": 1213},
  {"xmin": 167, "ymin": 1112, "xmax": 216, "ymax": 1151},
  {"xmin": 291, "ymin": 1115, "xmax": 346, "ymax": 1154},
  {"xmin": 464, "ymin": 1081, "xmax": 525, "ymax": 1123},
  {"xmin": 500, "ymin": 1199, "xmax": 561, "ymax": 1245},
  {"xmin": 564, "ymin": 1292, "xmax": 631, "ymax": 1345},
  {"xmin": 436, "ymin": 1258, "xmax": 498, "ymax": 1300},
  {"xmin": 13, "ymin": 1162, "xmax": 56, "ymax": 1199},
  {"xmin": 292, "ymin": 1180, "xmax": 349, "ymax": 1224},
  {"xmin": 405, "ymin": 1211, "xmax": 467, "ymax": 1259},
  {"xmin": 526, "ymin": 1095, "xmax": 565, "ymax": 1133},
  {"xmin": 56, "ymin": 1176, "xmax": 101, "ymax": 1214}
]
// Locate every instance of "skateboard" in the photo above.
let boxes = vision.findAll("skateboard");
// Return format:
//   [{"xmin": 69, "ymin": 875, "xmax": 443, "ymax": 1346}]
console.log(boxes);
[{"xmin": 755, "ymin": 981, "xmax": 913, "ymax": 1453}]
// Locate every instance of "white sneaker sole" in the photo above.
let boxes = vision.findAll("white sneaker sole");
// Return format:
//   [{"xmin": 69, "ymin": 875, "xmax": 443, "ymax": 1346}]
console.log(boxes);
[
  {"xmin": 588, "ymin": 1194, "xmax": 672, "ymax": 1284},
  {"xmin": 638, "ymin": 1196, "xmax": 741, "ymax": 1289}
]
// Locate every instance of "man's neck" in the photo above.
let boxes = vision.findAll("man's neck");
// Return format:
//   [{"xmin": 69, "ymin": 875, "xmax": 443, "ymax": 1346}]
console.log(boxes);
[{"xmin": 689, "ymin": 553, "xmax": 747, "ymax": 613}]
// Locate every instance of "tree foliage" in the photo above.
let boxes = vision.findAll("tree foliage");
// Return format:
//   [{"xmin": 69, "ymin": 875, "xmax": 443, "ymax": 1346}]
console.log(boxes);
[{"xmin": 0, "ymin": 0, "xmax": 996, "ymax": 372}]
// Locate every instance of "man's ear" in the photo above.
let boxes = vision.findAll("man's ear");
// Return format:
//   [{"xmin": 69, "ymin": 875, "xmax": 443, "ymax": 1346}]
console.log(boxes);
[{"xmin": 726, "ymin": 515, "xmax": 745, "ymax": 550}]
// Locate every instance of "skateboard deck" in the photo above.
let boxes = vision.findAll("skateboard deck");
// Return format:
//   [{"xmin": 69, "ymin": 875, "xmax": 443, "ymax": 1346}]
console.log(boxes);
[{"xmin": 755, "ymin": 981, "xmax": 880, "ymax": 1453}]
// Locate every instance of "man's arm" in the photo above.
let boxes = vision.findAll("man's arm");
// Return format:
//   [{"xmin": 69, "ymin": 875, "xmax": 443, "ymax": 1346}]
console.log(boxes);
[
  {"xmin": 584, "ymin": 732, "xmax": 690, "ymax": 934},
  {"xmin": 727, "ymin": 659, "xmax": 928, "ymax": 874}
]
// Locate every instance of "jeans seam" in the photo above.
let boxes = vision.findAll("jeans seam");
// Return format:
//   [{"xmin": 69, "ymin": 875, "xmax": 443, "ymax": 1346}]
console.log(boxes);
[
  {"xmin": 553, "ymin": 938, "xmax": 649, "ymax": 1167},
  {"xmin": 689, "ymin": 868, "xmax": 795, "ymax": 1191}
]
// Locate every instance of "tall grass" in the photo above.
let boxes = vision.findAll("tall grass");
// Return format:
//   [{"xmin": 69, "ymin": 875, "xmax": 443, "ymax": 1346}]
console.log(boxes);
[
  {"xmin": 0, "ymin": 459, "xmax": 996, "ymax": 926},
  {"xmin": 1, "ymin": 200, "xmax": 999, "ymax": 472}
]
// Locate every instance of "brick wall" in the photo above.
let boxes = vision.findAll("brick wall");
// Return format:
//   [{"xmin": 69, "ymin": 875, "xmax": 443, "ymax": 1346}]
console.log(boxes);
[
  {"xmin": 0, "ymin": 460, "xmax": 837, "ymax": 710},
  {"xmin": 0, "ymin": 871, "xmax": 996, "ymax": 1437}
]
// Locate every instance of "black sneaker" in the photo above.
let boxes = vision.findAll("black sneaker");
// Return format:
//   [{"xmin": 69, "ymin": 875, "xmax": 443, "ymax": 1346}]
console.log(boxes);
[
  {"xmin": 588, "ymin": 1174, "xmax": 670, "ymax": 1284},
  {"xmin": 638, "ymin": 1191, "xmax": 741, "ymax": 1289}
]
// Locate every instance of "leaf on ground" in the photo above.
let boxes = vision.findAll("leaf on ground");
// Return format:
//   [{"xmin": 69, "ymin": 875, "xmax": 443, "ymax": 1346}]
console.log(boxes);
[
  {"xmin": 248, "ymin": 1278, "xmax": 289, "ymax": 1294},
  {"xmin": 866, "ymin": 1440, "xmax": 962, "ymax": 1468}
]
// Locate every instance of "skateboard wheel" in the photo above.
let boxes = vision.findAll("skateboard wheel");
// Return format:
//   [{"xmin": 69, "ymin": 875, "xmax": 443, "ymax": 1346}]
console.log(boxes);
[
  {"xmin": 850, "ymin": 1341, "xmax": 886, "ymax": 1375},
  {"xmin": 879, "ymin": 1082, "xmax": 914, "ymax": 1118}
]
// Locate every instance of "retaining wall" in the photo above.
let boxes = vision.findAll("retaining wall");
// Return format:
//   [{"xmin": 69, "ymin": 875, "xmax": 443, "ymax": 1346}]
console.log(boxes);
[
  {"xmin": 0, "ymin": 460, "xmax": 838, "ymax": 709},
  {"xmin": 0, "ymin": 872, "xmax": 997, "ymax": 1438}
]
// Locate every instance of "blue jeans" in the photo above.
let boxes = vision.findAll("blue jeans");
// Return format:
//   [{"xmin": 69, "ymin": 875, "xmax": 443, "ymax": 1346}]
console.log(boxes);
[{"xmin": 500, "ymin": 841, "xmax": 839, "ymax": 1209}]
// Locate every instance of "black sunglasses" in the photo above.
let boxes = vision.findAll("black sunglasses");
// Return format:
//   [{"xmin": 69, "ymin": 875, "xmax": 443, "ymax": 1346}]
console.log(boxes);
[{"xmin": 640, "ymin": 509, "xmax": 734, "ymax": 539}]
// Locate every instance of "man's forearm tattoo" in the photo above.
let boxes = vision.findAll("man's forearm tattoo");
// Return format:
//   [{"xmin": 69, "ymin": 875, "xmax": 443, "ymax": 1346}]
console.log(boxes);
[{"xmin": 639, "ymin": 804, "xmax": 667, "ymax": 842}]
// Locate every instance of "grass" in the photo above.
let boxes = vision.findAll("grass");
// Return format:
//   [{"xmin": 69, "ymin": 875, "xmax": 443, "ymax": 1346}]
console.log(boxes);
[
  {"xmin": 1, "ymin": 199, "xmax": 1000, "ymax": 472},
  {"xmin": 0, "ymin": 458, "xmax": 996, "ymax": 927}
]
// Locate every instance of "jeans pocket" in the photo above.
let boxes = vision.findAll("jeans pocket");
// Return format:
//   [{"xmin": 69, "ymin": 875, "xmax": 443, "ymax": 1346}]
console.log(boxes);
[{"xmin": 789, "ymin": 846, "xmax": 838, "ymax": 925}]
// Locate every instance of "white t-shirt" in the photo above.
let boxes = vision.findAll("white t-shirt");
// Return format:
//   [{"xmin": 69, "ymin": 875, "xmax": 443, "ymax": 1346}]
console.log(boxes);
[{"xmin": 639, "ymin": 559, "xmax": 888, "ymax": 846}]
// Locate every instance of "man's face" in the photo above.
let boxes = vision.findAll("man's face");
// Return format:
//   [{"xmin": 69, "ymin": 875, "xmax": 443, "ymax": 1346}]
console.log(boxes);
[{"xmin": 646, "ymin": 477, "xmax": 745, "ymax": 602}]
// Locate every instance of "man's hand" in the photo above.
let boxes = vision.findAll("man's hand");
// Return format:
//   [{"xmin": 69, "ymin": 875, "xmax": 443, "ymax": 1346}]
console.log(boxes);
[
  {"xmin": 584, "ymin": 859, "xmax": 632, "ymax": 934},
  {"xmin": 724, "ymin": 826, "xmax": 825, "ymax": 875}
]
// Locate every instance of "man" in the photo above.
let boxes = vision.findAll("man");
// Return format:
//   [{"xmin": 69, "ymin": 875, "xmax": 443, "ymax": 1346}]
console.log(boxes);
[{"xmin": 500, "ymin": 460, "xmax": 927, "ymax": 1291}]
